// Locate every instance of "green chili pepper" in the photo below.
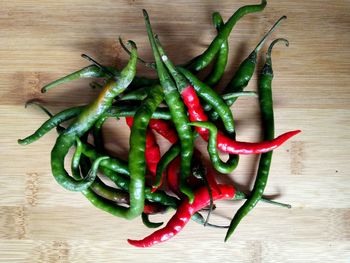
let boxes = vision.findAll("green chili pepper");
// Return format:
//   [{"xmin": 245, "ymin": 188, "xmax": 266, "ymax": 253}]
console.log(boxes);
[
  {"xmin": 90, "ymin": 177, "xmax": 130, "ymax": 204},
  {"xmin": 204, "ymin": 12, "xmax": 229, "ymax": 86},
  {"xmin": 223, "ymin": 15, "xmax": 286, "ymax": 107},
  {"xmin": 187, "ymin": 0, "xmax": 267, "ymax": 72},
  {"xmin": 189, "ymin": 122, "xmax": 239, "ymax": 174},
  {"xmin": 93, "ymin": 115, "xmax": 108, "ymax": 153},
  {"xmin": 50, "ymin": 41, "xmax": 137, "ymax": 192},
  {"xmin": 119, "ymin": 86, "xmax": 150, "ymax": 101},
  {"xmin": 225, "ymin": 38, "xmax": 289, "ymax": 242},
  {"xmin": 18, "ymin": 102, "xmax": 172, "ymax": 146},
  {"xmin": 143, "ymin": 9, "xmax": 195, "ymax": 203},
  {"xmin": 141, "ymin": 213, "xmax": 163, "ymax": 228},
  {"xmin": 41, "ymin": 65, "xmax": 115, "ymax": 93},
  {"xmin": 153, "ymin": 143, "xmax": 180, "ymax": 190},
  {"xmin": 126, "ymin": 84, "xmax": 164, "ymax": 219}
]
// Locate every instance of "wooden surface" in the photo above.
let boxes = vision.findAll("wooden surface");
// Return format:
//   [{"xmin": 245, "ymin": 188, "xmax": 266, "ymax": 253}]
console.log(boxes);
[{"xmin": 1, "ymin": 0, "xmax": 350, "ymax": 262}]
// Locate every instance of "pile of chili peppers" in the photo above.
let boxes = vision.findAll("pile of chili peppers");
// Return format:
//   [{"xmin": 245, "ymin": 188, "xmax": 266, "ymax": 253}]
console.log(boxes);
[{"xmin": 19, "ymin": 1, "xmax": 300, "ymax": 247}]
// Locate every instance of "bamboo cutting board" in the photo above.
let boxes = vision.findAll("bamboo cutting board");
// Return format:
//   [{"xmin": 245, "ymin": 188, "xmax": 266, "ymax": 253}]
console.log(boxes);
[{"xmin": 1, "ymin": 0, "xmax": 350, "ymax": 262}]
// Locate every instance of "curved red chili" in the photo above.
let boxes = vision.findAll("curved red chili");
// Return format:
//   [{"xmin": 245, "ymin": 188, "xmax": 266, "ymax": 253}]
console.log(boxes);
[
  {"xmin": 127, "ymin": 184, "xmax": 236, "ymax": 247},
  {"xmin": 181, "ymin": 87, "xmax": 300, "ymax": 154}
]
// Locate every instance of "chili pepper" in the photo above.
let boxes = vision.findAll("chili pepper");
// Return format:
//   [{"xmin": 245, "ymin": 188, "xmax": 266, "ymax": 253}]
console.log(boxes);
[
  {"xmin": 49, "ymin": 41, "xmax": 137, "ymax": 192},
  {"xmin": 119, "ymin": 86, "xmax": 150, "ymax": 101},
  {"xmin": 18, "ymin": 102, "xmax": 173, "ymax": 146},
  {"xmin": 149, "ymin": 119, "xmax": 178, "ymax": 144},
  {"xmin": 126, "ymin": 84, "xmax": 164, "ymax": 219},
  {"xmin": 175, "ymin": 66, "xmax": 235, "ymax": 133},
  {"xmin": 166, "ymin": 156, "xmax": 181, "ymax": 196},
  {"xmin": 189, "ymin": 122, "xmax": 239, "ymax": 174},
  {"xmin": 93, "ymin": 115, "xmax": 108, "ymax": 153},
  {"xmin": 225, "ymin": 38, "xmax": 290, "ymax": 241},
  {"xmin": 187, "ymin": 0, "xmax": 267, "ymax": 72},
  {"xmin": 141, "ymin": 213, "xmax": 163, "ymax": 228},
  {"xmin": 125, "ymin": 116, "xmax": 161, "ymax": 177},
  {"xmin": 41, "ymin": 65, "xmax": 115, "ymax": 93},
  {"xmin": 223, "ymin": 15, "xmax": 286, "ymax": 108},
  {"xmin": 153, "ymin": 143, "xmax": 180, "ymax": 191},
  {"xmin": 204, "ymin": 12, "xmax": 229, "ymax": 86},
  {"xmin": 127, "ymin": 184, "xmax": 236, "ymax": 247},
  {"xmin": 144, "ymin": 9, "xmax": 194, "ymax": 203},
  {"xmin": 41, "ymin": 61, "xmax": 158, "ymax": 93}
]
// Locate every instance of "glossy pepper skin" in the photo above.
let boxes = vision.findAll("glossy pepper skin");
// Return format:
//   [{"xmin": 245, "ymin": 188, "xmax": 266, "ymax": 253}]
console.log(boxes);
[
  {"xmin": 49, "ymin": 41, "xmax": 137, "ymax": 192},
  {"xmin": 187, "ymin": 0, "xmax": 267, "ymax": 72},
  {"xmin": 127, "ymin": 184, "xmax": 236, "ymax": 247},
  {"xmin": 144, "ymin": 9, "xmax": 195, "ymax": 203},
  {"xmin": 225, "ymin": 38, "xmax": 290, "ymax": 241}
]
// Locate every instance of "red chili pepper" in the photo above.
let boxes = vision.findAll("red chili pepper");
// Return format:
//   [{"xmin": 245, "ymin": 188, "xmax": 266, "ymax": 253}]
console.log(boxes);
[
  {"xmin": 125, "ymin": 117, "xmax": 161, "ymax": 176},
  {"xmin": 181, "ymin": 86, "xmax": 300, "ymax": 154},
  {"xmin": 149, "ymin": 119, "xmax": 178, "ymax": 143},
  {"xmin": 127, "ymin": 184, "xmax": 236, "ymax": 247},
  {"xmin": 166, "ymin": 156, "xmax": 181, "ymax": 196}
]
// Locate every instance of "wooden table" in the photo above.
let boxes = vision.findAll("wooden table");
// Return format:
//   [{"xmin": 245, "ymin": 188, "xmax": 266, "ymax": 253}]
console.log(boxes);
[{"xmin": 1, "ymin": 0, "xmax": 349, "ymax": 262}]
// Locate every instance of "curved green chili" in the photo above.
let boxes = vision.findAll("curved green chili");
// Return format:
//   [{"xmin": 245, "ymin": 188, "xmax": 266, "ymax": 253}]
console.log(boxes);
[
  {"xmin": 50, "ymin": 41, "xmax": 137, "ymax": 192},
  {"xmin": 187, "ymin": 0, "xmax": 267, "ymax": 72},
  {"xmin": 141, "ymin": 213, "xmax": 163, "ymax": 228},
  {"xmin": 189, "ymin": 122, "xmax": 239, "ymax": 174},
  {"xmin": 204, "ymin": 12, "xmax": 229, "ymax": 86},
  {"xmin": 153, "ymin": 143, "xmax": 180, "ymax": 190},
  {"xmin": 225, "ymin": 38, "xmax": 289, "ymax": 241},
  {"xmin": 144, "ymin": 9, "xmax": 194, "ymax": 203}
]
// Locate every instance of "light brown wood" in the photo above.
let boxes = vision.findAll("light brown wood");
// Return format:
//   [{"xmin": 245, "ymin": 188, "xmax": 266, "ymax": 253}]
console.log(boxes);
[{"xmin": 1, "ymin": 0, "xmax": 350, "ymax": 262}]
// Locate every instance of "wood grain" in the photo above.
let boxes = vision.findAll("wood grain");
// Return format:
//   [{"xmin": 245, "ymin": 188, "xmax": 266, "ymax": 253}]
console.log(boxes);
[{"xmin": 1, "ymin": 0, "xmax": 350, "ymax": 262}]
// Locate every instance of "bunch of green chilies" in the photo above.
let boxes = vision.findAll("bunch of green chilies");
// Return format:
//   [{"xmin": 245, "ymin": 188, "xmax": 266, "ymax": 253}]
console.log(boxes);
[{"xmin": 19, "ymin": 1, "xmax": 300, "ymax": 247}]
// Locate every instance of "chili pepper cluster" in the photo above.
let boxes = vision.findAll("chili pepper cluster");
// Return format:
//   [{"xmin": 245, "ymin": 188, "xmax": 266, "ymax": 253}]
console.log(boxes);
[{"xmin": 19, "ymin": 0, "xmax": 300, "ymax": 247}]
